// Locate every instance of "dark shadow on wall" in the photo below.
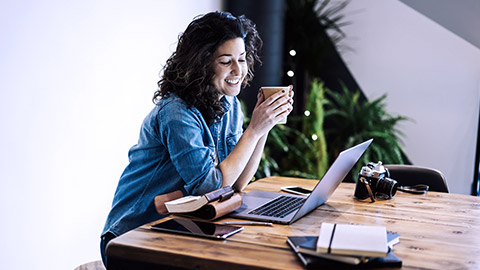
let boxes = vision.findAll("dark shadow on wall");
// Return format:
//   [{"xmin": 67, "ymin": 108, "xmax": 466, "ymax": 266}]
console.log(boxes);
[
  {"xmin": 223, "ymin": 0, "xmax": 364, "ymax": 117},
  {"xmin": 223, "ymin": 0, "xmax": 286, "ymax": 116},
  {"xmin": 473, "ymin": 104, "xmax": 480, "ymax": 196},
  {"xmin": 223, "ymin": 0, "xmax": 412, "ymax": 169}
]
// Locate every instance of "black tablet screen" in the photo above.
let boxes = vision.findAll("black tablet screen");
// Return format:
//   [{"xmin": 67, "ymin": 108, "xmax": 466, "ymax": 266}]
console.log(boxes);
[{"xmin": 151, "ymin": 218, "xmax": 243, "ymax": 239}]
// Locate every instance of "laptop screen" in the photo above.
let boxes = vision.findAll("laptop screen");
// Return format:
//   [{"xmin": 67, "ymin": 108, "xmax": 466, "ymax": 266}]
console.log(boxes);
[{"xmin": 290, "ymin": 139, "xmax": 372, "ymax": 223}]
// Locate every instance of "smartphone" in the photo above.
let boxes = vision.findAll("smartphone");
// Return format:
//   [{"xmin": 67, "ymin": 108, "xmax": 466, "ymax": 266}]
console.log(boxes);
[
  {"xmin": 281, "ymin": 186, "xmax": 312, "ymax": 196},
  {"xmin": 150, "ymin": 218, "xmax": 243, "ymax": 239}
]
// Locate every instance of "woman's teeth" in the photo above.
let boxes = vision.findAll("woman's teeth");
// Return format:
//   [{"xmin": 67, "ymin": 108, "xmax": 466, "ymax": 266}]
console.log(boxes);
[{"xmin": 225, "ymin": 79, "xmax": 240, "ymax": 85}]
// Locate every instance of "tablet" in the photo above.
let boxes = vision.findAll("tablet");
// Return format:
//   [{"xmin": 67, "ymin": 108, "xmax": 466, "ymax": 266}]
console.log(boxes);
[{"xmin": 150, "ymin": 218, "xmax": 243, "ymax": 239}]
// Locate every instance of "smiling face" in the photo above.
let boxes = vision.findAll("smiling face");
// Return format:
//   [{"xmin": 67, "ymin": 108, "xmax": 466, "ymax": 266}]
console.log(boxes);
[{"xmin": 211, "ymin": 38, "xmax": 248, "ymax": 99}]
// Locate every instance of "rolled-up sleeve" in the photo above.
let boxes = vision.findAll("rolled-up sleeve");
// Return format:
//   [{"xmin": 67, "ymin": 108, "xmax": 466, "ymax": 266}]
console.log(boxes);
[{"xmin": 158, "ymin": 103, "xmax": 222, "ymax": 195}]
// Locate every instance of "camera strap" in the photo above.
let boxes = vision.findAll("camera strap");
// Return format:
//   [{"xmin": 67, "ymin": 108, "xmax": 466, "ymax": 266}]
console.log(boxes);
[
  {"xmin": 385, "ymin": 168, "xmax": 429, "ymax": 195},
  {"xmin": 358, "ymin": 176, "xmax": 376, "ymax": 202},
  {"xmin": 397, "ymin": 184, "xmax": 429, "ymax": 194}
]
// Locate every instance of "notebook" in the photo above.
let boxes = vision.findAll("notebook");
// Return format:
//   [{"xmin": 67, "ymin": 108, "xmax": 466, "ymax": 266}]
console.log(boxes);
[
  {"xmin": 230, "ymin": 139, "xmax": 372, "ymax": 224},
  {"xmin": 287, "ymin": 236, "xmax": 402, "ymax": 269},
  {"xmin": 316, "ymin": 223, "xmax": 388, "ymax": 257},
  {"xmin": 288, "ymin": 232, "xmax": 399, "ymax": 263}
]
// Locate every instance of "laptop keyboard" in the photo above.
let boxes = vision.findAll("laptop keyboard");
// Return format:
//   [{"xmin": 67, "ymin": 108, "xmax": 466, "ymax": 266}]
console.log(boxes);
[{"xmin": 248, "ymin": 195, "xmax": 306, "ymax": 218}]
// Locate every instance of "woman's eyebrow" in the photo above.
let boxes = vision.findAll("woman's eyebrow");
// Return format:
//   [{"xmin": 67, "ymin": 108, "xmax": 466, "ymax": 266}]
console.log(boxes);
[{"xmin": 217, "ymin": 51, "xmax": 246, "ymax": 58}]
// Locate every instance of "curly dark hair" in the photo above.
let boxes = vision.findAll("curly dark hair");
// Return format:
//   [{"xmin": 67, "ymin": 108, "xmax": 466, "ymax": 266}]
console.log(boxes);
[{"xmin": 153, "ymin": 11, "xmax": 263, "ymax": 123}]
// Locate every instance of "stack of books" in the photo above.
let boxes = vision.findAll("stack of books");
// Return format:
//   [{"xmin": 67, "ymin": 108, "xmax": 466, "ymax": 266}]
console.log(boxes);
[
  {"xmin": 162, "ymin": 186, "xmax": 241, "ymax": 220},
  {"xmin": 164, "ymin": 186, "xmax": 235, "ymax": 213},
  {"xmin": 287, "ymin": 223, "xmax": 402, "ymax": 268}
]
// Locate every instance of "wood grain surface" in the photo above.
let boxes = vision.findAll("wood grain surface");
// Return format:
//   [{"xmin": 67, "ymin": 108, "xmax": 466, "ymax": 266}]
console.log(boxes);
[{"xmin": 107, "ymin": 176, "xmax": 480, "ymax": 269}]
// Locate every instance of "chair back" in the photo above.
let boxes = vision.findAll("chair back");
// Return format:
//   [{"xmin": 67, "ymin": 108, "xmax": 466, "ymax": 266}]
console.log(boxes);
[{"xmin": 384, "ymin": 164, "xmax": 449, "ymax": 193}]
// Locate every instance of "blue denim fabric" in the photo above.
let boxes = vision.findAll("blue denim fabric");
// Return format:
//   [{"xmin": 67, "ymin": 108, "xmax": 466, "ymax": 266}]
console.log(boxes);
[{"xmin": 101, "ymin": 94, "xmax": 243, "ymax": 238}]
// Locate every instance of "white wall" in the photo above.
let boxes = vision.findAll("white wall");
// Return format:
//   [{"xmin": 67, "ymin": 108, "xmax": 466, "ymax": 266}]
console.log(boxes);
[
  {"xmin": 337, "ymin": 0, "xmax": 480, "ymax": 194},
  {"xmin": 0, "ymin": 1, "xmax": 221, "ymax": 269}
]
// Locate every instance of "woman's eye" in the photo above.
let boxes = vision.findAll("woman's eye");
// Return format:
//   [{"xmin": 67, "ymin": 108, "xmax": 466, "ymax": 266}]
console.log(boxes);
[
  {"xmin": 220, "ymin": 61, "xmax": 231, "ymax": 65},
  {"xmin": 239, "ymin": 59, "xmax": 246, "ymax": 63}
]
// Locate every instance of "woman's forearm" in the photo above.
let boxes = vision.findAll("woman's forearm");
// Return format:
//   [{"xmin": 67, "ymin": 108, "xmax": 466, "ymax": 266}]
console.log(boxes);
[
  {"xmin": 219, "ymin": 87, "xmax": 293, "ymax": 190},
  {"xmin": 233, "ymin": 133, "xmax": 268, "ymax": 191},
  {"xmin": 218, "ymin": 128, "xmax": 264, "ymax": 189}
]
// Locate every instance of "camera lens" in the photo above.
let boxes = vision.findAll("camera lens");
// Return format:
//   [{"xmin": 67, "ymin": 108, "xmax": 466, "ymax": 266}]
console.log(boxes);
[{"xmin": 375, "ymin": 177, "xmax": 398, "ymax": 199}]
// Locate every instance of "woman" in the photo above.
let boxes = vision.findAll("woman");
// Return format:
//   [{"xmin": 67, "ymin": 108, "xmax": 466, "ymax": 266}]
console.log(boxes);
[{"xmin": 100, "ymin": 11, "xmax": 293, "ymax": 266}]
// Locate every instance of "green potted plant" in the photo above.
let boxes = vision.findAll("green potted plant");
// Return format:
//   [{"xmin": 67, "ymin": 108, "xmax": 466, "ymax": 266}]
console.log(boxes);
[
  {"xmin": 244, "ymin": 79, "xmax": 328, "ymax": 180},
  {"xmin": 245, "ymin": 0, "xmax": 410, "ymax": 183},
  {"xmin": 323, "ymin": 83, "xmax": 411, "ymax": 180}
]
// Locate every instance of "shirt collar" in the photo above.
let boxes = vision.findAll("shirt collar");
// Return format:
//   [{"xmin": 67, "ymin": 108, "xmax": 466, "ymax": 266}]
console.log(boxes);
[{"xmin": 220, "ymin": 95, "xmax": 232, "ymax": 113}]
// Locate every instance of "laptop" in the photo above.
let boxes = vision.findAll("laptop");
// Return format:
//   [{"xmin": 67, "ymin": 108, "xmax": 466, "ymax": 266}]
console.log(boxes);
[{"xmin": 230, "ymin": 139, "xmax": 372, "ymax": 224}]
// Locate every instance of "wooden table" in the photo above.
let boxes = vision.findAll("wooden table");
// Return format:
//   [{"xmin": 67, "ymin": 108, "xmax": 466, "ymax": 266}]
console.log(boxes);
[{"xmin": 107, "ymin": 176, "xmax": 480, "ymax": 269}]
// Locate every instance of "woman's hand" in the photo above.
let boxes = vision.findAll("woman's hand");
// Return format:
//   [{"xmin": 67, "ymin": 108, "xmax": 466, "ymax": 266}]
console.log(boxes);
[
  {"xmin": 247, "ymin": 85, "xmax": 294, "ymax": 138},
  {"xmin": 219, "ymin": 86, "xmax": 294, "ymax": 190}
]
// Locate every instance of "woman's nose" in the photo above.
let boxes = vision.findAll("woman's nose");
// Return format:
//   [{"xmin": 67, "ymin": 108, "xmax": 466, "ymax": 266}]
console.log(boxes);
[{"xmin": 231, "ymin": 61, "xmax": 240, "ymax": 75}]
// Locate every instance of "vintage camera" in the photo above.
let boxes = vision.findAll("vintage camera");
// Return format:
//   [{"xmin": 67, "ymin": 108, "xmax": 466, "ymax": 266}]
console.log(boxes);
[{"xmin": 354, "ymin": 161, "xmax": 398, "ymax": 202}]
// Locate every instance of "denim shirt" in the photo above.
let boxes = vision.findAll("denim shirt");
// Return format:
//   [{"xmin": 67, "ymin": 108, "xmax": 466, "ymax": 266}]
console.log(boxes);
[{"xmin": 102, "ymin": 94, "xmax": 243, "ymax": 237}]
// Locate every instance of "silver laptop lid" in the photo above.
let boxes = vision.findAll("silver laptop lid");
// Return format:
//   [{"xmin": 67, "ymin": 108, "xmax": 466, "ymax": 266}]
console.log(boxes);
[{"xmin": 289, "ymin": 139, "xmax": 372, "ymax": 224}]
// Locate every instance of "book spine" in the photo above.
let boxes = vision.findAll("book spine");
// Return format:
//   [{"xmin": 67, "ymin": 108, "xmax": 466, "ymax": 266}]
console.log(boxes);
[{"xmin": 204, "ymin": 186, "xmax": 233, "ymax": 202}]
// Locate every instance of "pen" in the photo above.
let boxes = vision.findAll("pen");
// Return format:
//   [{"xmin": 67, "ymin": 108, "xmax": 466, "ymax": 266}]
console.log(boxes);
[{"xmin": 222, "ymin": 221, "xmax": 273, "ymax": 226}]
